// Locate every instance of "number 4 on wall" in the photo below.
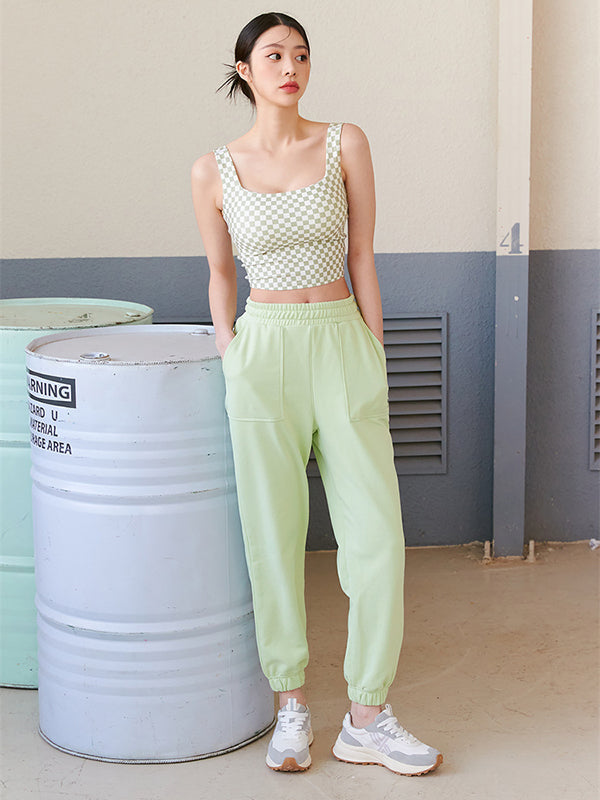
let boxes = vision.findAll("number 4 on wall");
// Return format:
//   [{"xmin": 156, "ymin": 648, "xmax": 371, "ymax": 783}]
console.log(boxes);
[{"xmin": 499, "ymin": 222, "xmax": 523, "ymax": 254}]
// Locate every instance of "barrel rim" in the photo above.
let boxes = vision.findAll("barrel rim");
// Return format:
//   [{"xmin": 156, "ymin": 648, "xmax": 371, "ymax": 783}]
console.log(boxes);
[
  {"xmin": 0, "ymin": 297, "xmax": 154, "ymax": 330},
  {"xmin": 38, "ymin": 716, "xmax": 277, "ymax": 763},
  {"xmin": 25, "ymin": 324, "xmax": 218, "ymax": 365}
]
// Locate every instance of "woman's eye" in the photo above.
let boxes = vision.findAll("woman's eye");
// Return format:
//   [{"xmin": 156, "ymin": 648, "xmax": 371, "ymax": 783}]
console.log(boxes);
[{"xmin": 266, "ymin": 52, "xmax": 307, "ymax": 62}]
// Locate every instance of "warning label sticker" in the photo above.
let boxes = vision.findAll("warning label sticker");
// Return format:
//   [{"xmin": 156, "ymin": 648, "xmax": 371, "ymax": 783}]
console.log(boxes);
[{"xmin": 27, "ymin": 369, "xmax": 76, "ymax": 409}]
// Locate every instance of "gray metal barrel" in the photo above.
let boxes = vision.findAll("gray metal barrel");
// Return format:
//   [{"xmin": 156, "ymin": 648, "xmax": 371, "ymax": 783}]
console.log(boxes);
[
  {"xmin": 25, "ymin": 324, "xmax": 274, "ymax": 762},
  {"xmin": 0, "ymin": 298, "xmax": 153, "ymax": 687}
]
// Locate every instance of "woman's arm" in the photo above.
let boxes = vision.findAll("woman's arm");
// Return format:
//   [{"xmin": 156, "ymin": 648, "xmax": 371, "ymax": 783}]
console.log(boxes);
[
  {"xmin": 340, "ymin": 123, "xmax": 384, "ymax": 346},
  {"xmin": 190, "ymin": 153, "xmax": 238, "ymax": 358}
]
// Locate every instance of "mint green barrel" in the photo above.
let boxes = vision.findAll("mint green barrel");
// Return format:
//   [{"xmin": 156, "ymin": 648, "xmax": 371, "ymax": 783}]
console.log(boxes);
[{"xmin": 0, "ymin": 298, "xmax": 153, "ymax": 687}]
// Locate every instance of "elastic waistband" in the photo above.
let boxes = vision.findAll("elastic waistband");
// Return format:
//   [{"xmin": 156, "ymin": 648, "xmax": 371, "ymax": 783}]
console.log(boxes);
[{"xmin": 243, "ymin": 294, "xmax": 361, "ymax": 325}]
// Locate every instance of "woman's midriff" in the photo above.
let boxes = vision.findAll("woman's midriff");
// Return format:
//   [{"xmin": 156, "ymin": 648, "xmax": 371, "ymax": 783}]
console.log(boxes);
[{"xmin": 249, "ymin": 276, "xmax": 351, "ymax": 304}]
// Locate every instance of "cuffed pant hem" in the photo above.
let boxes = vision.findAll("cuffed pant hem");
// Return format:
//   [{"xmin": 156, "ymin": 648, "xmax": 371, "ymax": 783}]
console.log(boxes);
[
  {"xmin": 347, "ymin": 685, "xmax": 390, "ymax": 705},
  {"xmin": 268, "ymin": 673, "xmax": 305, "ymax": 693}
]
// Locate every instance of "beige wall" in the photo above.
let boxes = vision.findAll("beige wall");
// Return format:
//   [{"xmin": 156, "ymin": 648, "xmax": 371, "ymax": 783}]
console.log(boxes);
[
  {"xmin": 1, "ymin": 0, "xmax": 597, "ymax": 259},
  {"xmin": 530, "ymin": 0, "xmax": 599, "ymax": 250}
]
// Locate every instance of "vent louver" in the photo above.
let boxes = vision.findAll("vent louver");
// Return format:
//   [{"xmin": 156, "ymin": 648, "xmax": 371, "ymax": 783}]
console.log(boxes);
[
  {"xmin": 387, "ymin": 314, "xmax": 447, "ymax": 475},
  {"xmin": 591, "ymin": 310, "xmax": 600, "ymax": 471}
]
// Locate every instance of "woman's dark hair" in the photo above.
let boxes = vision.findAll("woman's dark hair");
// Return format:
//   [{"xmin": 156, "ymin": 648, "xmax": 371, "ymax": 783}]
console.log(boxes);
[{"xmin": 217, "ymin": 12, "xmax": 310, "ymax": 106}]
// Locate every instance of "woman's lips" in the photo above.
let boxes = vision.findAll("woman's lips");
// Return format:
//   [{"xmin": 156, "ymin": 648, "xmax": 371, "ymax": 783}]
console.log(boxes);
[{"xmin": 280, "ymin": 83, "xmax": 299, "ymax": 92}]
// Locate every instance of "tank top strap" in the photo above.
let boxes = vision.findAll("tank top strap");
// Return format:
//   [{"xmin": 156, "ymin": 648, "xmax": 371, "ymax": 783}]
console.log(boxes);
[
  {"xmin": 326, "ymin": 122, "xmax": 344, "ymax": 177},
  {"xmin": 213, "ymin": 146, "xmax": 239, "ymax": 195}
]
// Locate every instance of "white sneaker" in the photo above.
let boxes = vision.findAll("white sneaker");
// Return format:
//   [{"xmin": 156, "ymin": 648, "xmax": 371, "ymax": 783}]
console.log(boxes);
[
  {"xmin": 332, "ymin": 703, "xmax": 442, "ymax": 776},
  {"xmin": 266, "ymin": 698, "xmax": 314, "ymax": 772}
]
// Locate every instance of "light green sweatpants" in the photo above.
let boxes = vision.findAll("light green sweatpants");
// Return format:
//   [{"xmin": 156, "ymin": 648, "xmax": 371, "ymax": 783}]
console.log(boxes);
[{"xmin": 222, "ymin": 294, "xmax": 405, "ymax": 706}]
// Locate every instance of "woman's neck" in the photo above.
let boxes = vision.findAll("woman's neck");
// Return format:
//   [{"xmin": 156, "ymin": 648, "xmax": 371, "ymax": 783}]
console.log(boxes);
[{"xmin": 246, "ymin": 106, "xmax": 308, "ymax": 152}]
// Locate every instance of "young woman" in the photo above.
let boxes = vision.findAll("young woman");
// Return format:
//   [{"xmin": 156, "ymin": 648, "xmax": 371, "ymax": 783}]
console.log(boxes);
[{"xmin": 191, "ymin": 12, "xmax": 442, "ymax": 776}]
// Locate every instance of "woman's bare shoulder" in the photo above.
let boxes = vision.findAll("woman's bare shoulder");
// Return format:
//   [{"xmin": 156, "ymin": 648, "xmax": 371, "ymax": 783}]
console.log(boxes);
[
  {"xmin": 340, "ymin": 122, "xmax": 370, "ymax": 149},
  {"xmin": 190, "ymin": 150, "xmax": 220, "ymax": 186},
  {"xmin": 340, "ymin": 122, "xmax": 371, "ymax": 169}
]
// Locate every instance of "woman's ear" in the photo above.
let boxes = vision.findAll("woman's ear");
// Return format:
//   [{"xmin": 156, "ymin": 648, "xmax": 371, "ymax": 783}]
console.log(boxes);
[{"xmin": 236, "ymin": 60, "xmax": 251, "ymax": 85}]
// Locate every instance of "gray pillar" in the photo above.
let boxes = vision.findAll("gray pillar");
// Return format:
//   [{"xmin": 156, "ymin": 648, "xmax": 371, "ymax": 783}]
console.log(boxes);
[{"xmin": 493, "ymin": 251, "xmax": 529, "ymax": 556}]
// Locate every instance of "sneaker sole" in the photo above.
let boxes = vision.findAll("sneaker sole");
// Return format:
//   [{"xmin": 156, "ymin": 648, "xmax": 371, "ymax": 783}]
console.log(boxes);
[
  {"xmin": 266, "ymin": 755, "xmax": 311, "ymax": 772},
  {"xmin": 266, "ymin": 730, "xmax": 314, "ymax": 772},
  {"xmin": 331, "ymin": 739, "xmax": 443, "ymax": 776}
]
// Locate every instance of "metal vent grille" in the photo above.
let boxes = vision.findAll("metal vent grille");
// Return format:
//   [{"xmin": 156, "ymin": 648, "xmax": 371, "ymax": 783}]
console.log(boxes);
[
  {"xmin": 591, "ymin": 310, "xmax": 600, "ymax": 471},
  {"xmin": 387, "ymin": 314, "xmax": 448, "ymax": 475},
  {"xmin": 307, "ymin": 313, "xmax": 447, "ymax": 477}
]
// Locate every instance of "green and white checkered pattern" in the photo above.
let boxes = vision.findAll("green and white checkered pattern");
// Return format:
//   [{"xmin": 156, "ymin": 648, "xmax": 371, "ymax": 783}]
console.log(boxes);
[{"xmin": 214, "ymin": 123, "xmax": 348, "ymax": 290}]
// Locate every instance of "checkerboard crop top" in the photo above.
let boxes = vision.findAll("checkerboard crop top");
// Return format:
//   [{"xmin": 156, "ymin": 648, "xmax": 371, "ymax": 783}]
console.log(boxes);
[{"xmin": 213, "ymin": 122, "xmax": 348, "ymax": 290}]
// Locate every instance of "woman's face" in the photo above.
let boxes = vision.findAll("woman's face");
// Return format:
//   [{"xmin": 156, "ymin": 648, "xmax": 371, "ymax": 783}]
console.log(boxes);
[{"xmin": 237, "ymin": 24, "xmax": 310, "ymax": 107}]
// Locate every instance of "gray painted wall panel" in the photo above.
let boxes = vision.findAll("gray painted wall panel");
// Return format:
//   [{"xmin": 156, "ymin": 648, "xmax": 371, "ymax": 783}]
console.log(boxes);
[
  {"xmin": 525, "ymin": 250, "xmax": 600, "ymax": 541},
  {"xmin": 0, "ymin": 251, "xmax": 496, "ymax": 548},
  {"xmin": 0, "ymin": 257, "xmax": 218, "ymax": 324},
  {"xmin": 370, "ymin": 253, "xmax": 495, "ymax": 548}
]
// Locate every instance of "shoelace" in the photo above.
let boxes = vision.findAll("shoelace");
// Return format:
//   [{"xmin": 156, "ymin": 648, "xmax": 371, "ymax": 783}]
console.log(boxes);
[
  {"xmin": 278, "ymin": 709, "xmax": 308, "ymax": 736},
  {"xmin": 376, "ymin": 713, "xmax": 419, "ymax": 744}
]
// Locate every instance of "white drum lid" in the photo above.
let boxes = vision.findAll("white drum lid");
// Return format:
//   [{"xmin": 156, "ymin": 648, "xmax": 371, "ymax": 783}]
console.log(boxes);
[
  {"xmin": 26, "ymin": 325, "xmax": 217, "ymax": 365},
  {"xmin": 0, "ymin": 298, "xmax": 153, "ymax": 330}
]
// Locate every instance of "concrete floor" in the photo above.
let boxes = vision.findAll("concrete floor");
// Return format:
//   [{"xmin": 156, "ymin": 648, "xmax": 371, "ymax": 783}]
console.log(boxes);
[{"xmin": 1, "ymin": 541, "xmax": 598, "ymax": 800}]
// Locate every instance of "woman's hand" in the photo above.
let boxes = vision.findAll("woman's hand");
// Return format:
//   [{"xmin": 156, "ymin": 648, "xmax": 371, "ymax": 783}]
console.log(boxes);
[{"xmin": 216, "ymin": 331, "xmax": 235, "ymax": 360}]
